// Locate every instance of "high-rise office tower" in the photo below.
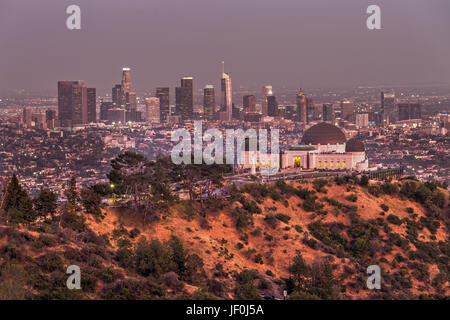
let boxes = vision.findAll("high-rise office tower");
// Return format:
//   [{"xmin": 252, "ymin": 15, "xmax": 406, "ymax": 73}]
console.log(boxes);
[
  {"xmin": 87, "ymin": 88, "xmax": 97, "ymax": 123},
  {"xmin": 203, "ymin": 85, "xmax": 215, "ymax": 121},
  {"xmin": 156, "ymin": 87, "xmax": 170, "ymax": 123},
  {"xmin": 23, "ymin": 107, "xmax": 32, "ymax": 127},
  {"xmin": 306, "ymin": 97, "xmax": 315, "ymax": 123},
  {"xmin": 267, "ymin": 95, "xmax": 278, "ymax": 117},
  {"xmin": 262, "ymin": 85, "xmax": 273, "ymax": 116},
  {"xmin": 398, "ymin": 102, "xmax": 422, "ymax": 121},
  {"xmin": 100, "ymin": 102, "xmax": 114, "ymax": 121},
  {"xmin": 355, "ymin": 113, "xmax": 369, "ymax": 128},
  {"xmin": 398, "ymin": 103, "xmax": 410, "ymax": 121},
  {"xmin": 296, "ymin": 90, "xmax": 307, "ymax": 124},
  {"xmin": 221, "ymin": 62, "xmax": 232, "ymax": 121},
  {"xmin": 176, "ymin": 77, "xmax": 194, "ymax": 120},
  {"xmin": 45, "ymin": 109, "xmax": 57, "ymax": 129},
  {"xmin": 410, "ymin": 103, "xmax": 422, "ymax": 120},
  {"xmin": 33, "ymin": 113, "xmax": 47, "ymax": 130},
  {"xmin": 126, "ymin": 92, "xmax": 137, "ymax": 110},
  {"xmin": 58, "ymin": 81, "xmax": 88, "ymax": 127},
  {"xmin": 341, "ymin": 99, "xmax": 354, "ymax": 121},
  {"xmin": 112, "ymin": 84, "xmax": 124, "ymax": 106},
  {"xmin": 145, "ymin": 97, "xmax": 160, "ymax": 123},
  {"xmin": 285, "ymin": 105, "xmax": 296, "ymax": 120},
  {"xmin": 121, "ymin": 68, "xmax": 132, "ymax": 94},
  {"xmin": 381, "ymin": 91, "xmax": 396, "ymax": 125},
  {"xmin": 243, "ymin": 95, "xmax": 256, "ymax": 113},
  {"xmin": 322, "ymin": 104, "xmax": 335, "ymax": 123}
]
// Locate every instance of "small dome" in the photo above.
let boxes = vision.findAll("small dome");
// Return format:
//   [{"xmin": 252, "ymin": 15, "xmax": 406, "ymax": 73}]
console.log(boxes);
[
  {"xmin": 346, "ymin": 137, "xmax": 365, "ymax": 152},
  {"xmin": 301, "ymin": 122, "xmax": 347, "ymax": 145}
]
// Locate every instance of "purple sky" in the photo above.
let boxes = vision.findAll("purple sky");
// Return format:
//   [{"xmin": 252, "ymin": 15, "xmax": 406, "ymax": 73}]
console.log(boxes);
[{"xmin": 1, "ymin": 0, "xmax": 450, "ymax": 95}]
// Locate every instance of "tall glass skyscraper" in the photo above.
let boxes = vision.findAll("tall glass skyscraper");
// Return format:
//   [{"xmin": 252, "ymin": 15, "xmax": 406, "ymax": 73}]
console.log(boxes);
[
  {"xmin": 204, "ymin": 85, "xmax": 215, "ymax": 121},
  {"xmin": 156, "ymin": 87, "xmax": 170, "ymax": 123},
  {"xmin": 221, "ymin": 63, "xmax": 232, "ymax": 121},
  {"xmin": 58, "ymin": 80, "xmax": 88, "ymax": 127},
  {"xmin": 261, "ymin": 85, "xmax": 273, "ymax": 116},
  {"xmin": 176, "ymin": 77, "xmax": 194, "ymax": 120}
]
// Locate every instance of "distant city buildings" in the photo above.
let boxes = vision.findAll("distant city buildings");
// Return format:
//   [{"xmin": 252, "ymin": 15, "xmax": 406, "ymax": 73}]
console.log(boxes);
[
  {"xmin": 381, "ymin": 91, "xmax": 397, "ymax": 125},
  {"xmin": 267, "ymin": 95, "xmax": 278, "ymax": 117},
  {"xmin": 221, "ymin": 63, "xmax": 232, "ymax": 121},
  {"xmin": 156, "ymin": 87, "xmax": 170, "ymax": 123},
  {"xmin": 322, "ymin": 103, "xmax": 335, "ymax": 123},
  {"xmin": 243, "ymin": 95, "xmax": 256, "ymax": 113},
  {"xmin": 398, "ymin": 102, "xmax": 422, "ymax": 121},
  {"xmin": 87, "ymin": 88, "xmax": 97, "ymax": 123},
  {"xmin": 145, "ymin": 97, "xmax": 160, "ymax": 123},
  {"xmin": 23, "ymin": 107, "xmax": 32, "ymax": 127},
  {"xmin": 296, "ymin": 90, "xmax": 307, "ymax": 124},
  {"xmin": 58, "ymin": 81, "xmax": 89, "ymax": 127},
  {"xmin": 176, "ymin": 77, "xmax": 194, "ymax": 120},
  {"xmin": 355, "ymin": 113, "xmax": 369, "ymax": 128},
  {"xmin": 261, "ymin": 85, "xmax": 273, "ymax": 116},
  {"xmin": 203, "ymin": 85, "xmax": 215, "ymax": 121},
  {"xmin": 341, "ymin": 99, "xmax": 354, "ymax": 122}
]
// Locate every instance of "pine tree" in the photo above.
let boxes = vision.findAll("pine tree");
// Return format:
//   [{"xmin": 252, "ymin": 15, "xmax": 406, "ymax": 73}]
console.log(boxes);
[
  {"xmin": 64, "ymin": 176, "xmax": 79, "ymax": 209},
  {"xmin": 34, "ymin": 189, "xmax": 57, "ymax": 217},
  {"xmin": 3, "ymin": 174, "xmax": 36, "ymax": 224}
]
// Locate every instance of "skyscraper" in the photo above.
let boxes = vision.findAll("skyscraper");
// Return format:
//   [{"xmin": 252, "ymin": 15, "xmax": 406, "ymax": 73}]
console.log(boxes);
[
  {"xmin": 410, "ymin": 103, "xmax": 422, "ymax": 120},
  {"xmin": 306, "ymin": 97, "xmax": 315, "ymax": 123},
  {"xmin": 267, "ymin": 95, "xmax": 278, "ymax": 117},
  {"xmin": 176, "ymin": 77, "xmax": 194, "ymax": 120},
  {"xmin": 100, "ymin": 102, "xmax": 114, "ymax": 121},
  {"xmin": 45, "ymin": 109, "xmax": 57, "ymax": 129},
  {"xmin": 296, "ymin": 90, "xmax": 307, "ymax": 124},
  {"xmin": 145, "ymin": 97, "xmax": 160, "ymax": 123},
  {"xmin": 285, "ymin": 105, "xmax": 296, "ymax": 120},
  {"xmin": 58, "ymin": 81, "xmax": 88, "ymax": 127},
  {"xmin": 112, "ymin": 84, "xmax": 124, "ymax": 106},
  {"xmin": 262, "ymin": 86, "xmax": 273, "ymax": 116},
  {"xmin": 243, "ymin": 95, "xmax": 256, "ymax": 113},
  {"xmin": 203, "ymin": 85, "xmax": 215, "ymax": 121},
  {"xmin": 398, "ymin": 102, "xmax": 422, "ymax": 121},
  {"xmin": 23, "ymin": 107, "xmax": 32, "ymax": 127},
  {"xmin": 121, "ymin": 68, "xmax": 132, "ymax": 94},
  {"xmin": 221, "ymin": 62, "xmax": 232, "ymax": 121},
  {"xmin": 322, "ymin": 104, "xmax": 335, "ymax": 123},
  {"xmin": 381, "ymin": 91, "xmax": 396, "ymax": 125},
  {"xmin": 87, "ymin": 88, "xmax": 97, "ymax": 123},
  {"xmin": 355, "ymin": 113, "xmax": 369, "ymax": 128},
  {"xmin": 341, "ymin": 99, "xmax": 354, "ymax": 122},
  {"xmin": 156, "ymin": 87, "xmax": 170, "ymax": 123}
]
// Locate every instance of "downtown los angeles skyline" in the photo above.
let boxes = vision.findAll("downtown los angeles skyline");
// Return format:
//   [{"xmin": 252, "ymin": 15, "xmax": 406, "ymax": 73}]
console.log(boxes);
[{"xmin": 1, "ymin": 0, "xmax": 450, "ymax": 95}]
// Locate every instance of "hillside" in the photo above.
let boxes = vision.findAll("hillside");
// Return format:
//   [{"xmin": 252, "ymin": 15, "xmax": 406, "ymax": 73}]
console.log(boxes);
[{"xmin": 0, "ymin": 176, "xmax": 449, "ymax": 300}]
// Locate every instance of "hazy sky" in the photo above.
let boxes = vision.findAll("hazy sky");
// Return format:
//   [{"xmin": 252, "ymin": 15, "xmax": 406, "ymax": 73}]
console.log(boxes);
[{"xmin": 1, "ymin": 0, "xmax": 450, "ymax": 95}]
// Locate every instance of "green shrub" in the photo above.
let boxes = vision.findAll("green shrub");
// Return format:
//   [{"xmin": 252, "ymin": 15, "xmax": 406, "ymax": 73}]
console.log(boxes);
[
  {"xmin": 387, "ymin": 214, "xmax": 402, "ymax": 225},
  {"xmin": 275, "ymin": 213, "xmax": 291, "ymax": 224},
  {"xmin": 345, "ymin": 194, "xmax": 358, "ymax": 202}
]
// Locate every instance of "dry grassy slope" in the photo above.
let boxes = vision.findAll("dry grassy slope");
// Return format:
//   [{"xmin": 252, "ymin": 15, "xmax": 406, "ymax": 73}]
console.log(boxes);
[{"xmin": 86, "ymin": 180, "xmax": 449, "ymax": 298}]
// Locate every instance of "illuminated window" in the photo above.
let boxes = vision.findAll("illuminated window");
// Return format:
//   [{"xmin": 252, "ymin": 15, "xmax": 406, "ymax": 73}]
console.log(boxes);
[
  {"xmin": 294, "ymin": 157, "xmax": 301, "ymax": 168},
  {"xmin": 337, "ymin": 161, "xmax": 341, "ymax": 168},
  {"xmin": 256, "ymin": 161, "xmax": 259, "ymax": 167},
  {"xmin": 330, "ymin": 161, "xmax": 334, "ymax": 168},
  {"xmin": 324, "ymin": 161, "xmax": 328, "ymax": 167},
  {"xmin": 343, "ymin": 161, "xmax": 347, "ymax": 169},
  {"xmin": 318, "ymin": 161, "xmax": 322, "ymax": 168}
]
